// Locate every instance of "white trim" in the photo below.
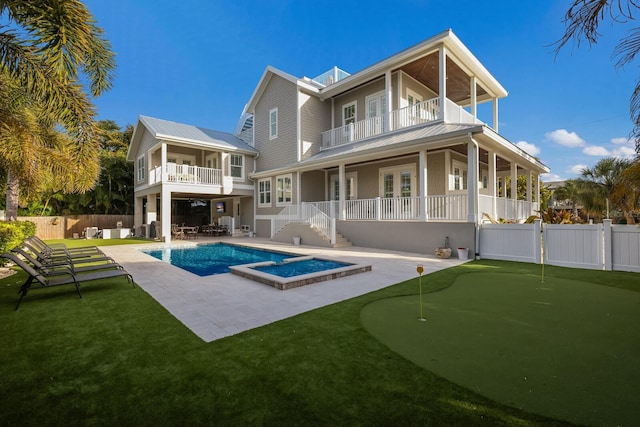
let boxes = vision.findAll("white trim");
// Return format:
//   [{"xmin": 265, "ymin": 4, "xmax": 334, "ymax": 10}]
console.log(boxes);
[
  {"xmin": 378, "ymin": 164, "xmax": 416, "ymax": 198},
  {"xmin": 342, "ymin": 101, "xmax": 357, "ymax": 126},
  {"xmin": 330, "ymin": 172, "xmax": 358, "ymax": 200},
  {"xmin": 275, "ymin": 174, "xmax": 293, "ymax": 206},
  {"xmin": 136, "ymin": 154, "xmax": 145, "ymax": 183},
  {"xmin": 451, "ymin": 159, "xmax": 468, "ymax": 192},
  {"xmin": 269, "ymin": 107, "xmax": 278, "ymax": 140},
  {"xmin": 230, "ymin": 153, "xmax": 244, "ymax": 180},
  {"xmin": 258, "ymin": 178, "xmax": 272, "ymax": 207}
]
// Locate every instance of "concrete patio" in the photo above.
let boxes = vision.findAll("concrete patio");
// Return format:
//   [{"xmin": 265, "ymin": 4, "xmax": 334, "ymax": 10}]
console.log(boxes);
[{"xmin": 100, "ymin": 237, "xmax": 466, "ymax": 342}]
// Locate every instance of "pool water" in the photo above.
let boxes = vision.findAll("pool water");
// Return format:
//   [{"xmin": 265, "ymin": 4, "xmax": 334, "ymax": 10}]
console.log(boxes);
[
  {"xmin": 253, "ymin": 259, "xmax": 352, "ymax": 278},
  {"xmin": 143, "ymin": 243, "xmax": 293, "ymax": 276}
]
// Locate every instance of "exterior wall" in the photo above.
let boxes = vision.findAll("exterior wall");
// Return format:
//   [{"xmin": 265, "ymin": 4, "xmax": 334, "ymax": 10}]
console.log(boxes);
[
  {"xmin": 300, "ymin": 92, "xmax": 330, "ymax": 160},
  {"xmin": 134, "ymin": 128, "xmax": 159, "ymax": 190},
  {"xmin": 254, "ymin": 171, "xmax": 300, "ymax": 216},
  {"xmin": 337, "ymin": 220, "xmax": 475, "ymax": 256},
  {"xmin": 301, "ymin": 170, "xmax": 326, "ymax": 202},
  {"xmin": 332, "ymin": 78, "xmax": 386, "ymax": 124},
  {"xmin": 239, "ymin": 196, "xmax": 254, "ymax": 228},
  {"xmin": 254, "ymin": 74, "xmax": 298, "ymax": 171},
  {"xmin": 399, "ymin": 71, "xmax": 437, "ymax": 105},
  {"xmin": 255, "ymin": 219, "xmax": 271, "ymax": 237},
  {"xmin": 270, "ymin": 223, "xmax": 331, "ymax": 247},
  {"xmin": 427, "ymin": 151, "xmax": 446, "ymax": 195}
]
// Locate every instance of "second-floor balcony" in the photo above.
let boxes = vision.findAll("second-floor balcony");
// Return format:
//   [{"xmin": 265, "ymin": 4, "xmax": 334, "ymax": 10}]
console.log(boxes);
[
  {"xmin": 148, "ymin": 163, "xmax": 225, "ymax": 186},
  {"xmin": 321, "ymin": 97, "xmax": 481, "ymax": 149}
]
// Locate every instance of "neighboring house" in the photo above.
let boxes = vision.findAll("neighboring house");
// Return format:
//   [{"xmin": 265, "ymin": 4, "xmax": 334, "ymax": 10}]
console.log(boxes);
[{"xmin": 128, "ymin": 29, "xmax": 549, "ymax": 254}]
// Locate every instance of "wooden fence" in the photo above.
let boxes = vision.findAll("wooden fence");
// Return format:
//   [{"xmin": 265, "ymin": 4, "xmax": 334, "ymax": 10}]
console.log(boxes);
[{"xmin": 17, "ymin": 215, "xmax": 134, "ymax": 239}]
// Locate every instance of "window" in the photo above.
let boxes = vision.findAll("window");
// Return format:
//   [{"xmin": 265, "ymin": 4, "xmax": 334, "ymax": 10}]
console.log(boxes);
[
  {"xmin": 379, "ymin": 164, "xmax": 416, "ymax": 198},
  {"xmin": 451, "ymin": 161, "xmax": 468, "ymax": 191},
  {"xmin": 276, "ymin": 174, "xmax": 292, "ymax": 205},
  {"xmin": 230, "ymin": 154, "xmax": 243, "ymax": 179},
  {"xmin": 258, "ymin": 178, "xmax": 271, "ymax": 207},
  {"xmin": 137, "ymin": 155, "xmax": 145, "ymax": 182},
  {"xmin": 269, "ymin": 108, "xmax": 278, "ymax": 139},
  {"xmin": 342, "ymin": 102, "xmax": 356, "ymax": 126},
  {"xmin": 330, "ymin": 172, "xmax": 357, "ymax": 200}
]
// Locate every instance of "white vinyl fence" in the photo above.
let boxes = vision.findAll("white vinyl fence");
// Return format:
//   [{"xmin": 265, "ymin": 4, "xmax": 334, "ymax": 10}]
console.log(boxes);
[{"xmin": 479, "ymin": 220, "xmax": 640, "ymax": 272}]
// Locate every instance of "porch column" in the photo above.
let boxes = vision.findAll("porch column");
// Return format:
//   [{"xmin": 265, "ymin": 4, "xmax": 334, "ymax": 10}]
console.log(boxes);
[
  {"xmin": 492, "ymin": 98, "xmax": 499, "ymax": 132},
  {"xmin": 146, "ymin": 194, "xmax": 157, "ymax": 238},
  {"xmin": 488, "ymin": 150, "xmax": 496, "ymax": 219},
  {"xmin": 161, "ymin": 187, "xmax": 172, "ymax": 243},
  {"xmin": 338, "ymin": 163, "xmax": 346, "ymax": 220},
  {"xmin": 526, "ymin": 170, "xmax": 532, "ymax": 203},
  {"xmin": 134, "ymin": 196, "xmax": 144, "ymax": 236},
  {"xmin": 470, "ymin": 76, "xmax": 477, "ymax": 119},
  {"xmin": 438, "ymin": 45, "xmax": 447, "ymax": 121},
  {"xmin": 419, "ymin": 150, "xmax": 428, "ymax": 220},
  {"xmin": 534, "ymin": 173, "xmax": 541, "ymax": 206},
  {"xmin": 467, "ymin": 137, "xmax": 478, "ymax": 223},
  {"xmin": 510, "ymin": 162, "xmax": 518, "ymax": 201},
  {"xmin": 385, "ymin": 70, "xmax": 393, "ymax": 132},
  {"xmin": 161, "ymin": 142, "xmax": 167, "ymax": 176}
]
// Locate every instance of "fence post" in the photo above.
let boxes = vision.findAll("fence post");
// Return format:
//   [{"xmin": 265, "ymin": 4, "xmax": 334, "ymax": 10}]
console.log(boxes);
[
  {"xmin": 534, "ymin": 219, "xmax": 542, "ymax": 264},
  {"xmin": 603, "ymin": 219, "xmax": 612, "ymax": 271},
  {"xmin": 330, "ymin": 218, "xmax": 336, "ymax": 245}
]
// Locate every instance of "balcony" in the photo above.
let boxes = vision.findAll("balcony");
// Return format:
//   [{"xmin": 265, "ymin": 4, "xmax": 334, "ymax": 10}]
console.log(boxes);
[
  {"xmin": 148, "ymin": 163, "xmax": 223, "ymax": 186},
  {"xmin": 321, "ymin": 97, "xmax": 482, "ymax": 149}
]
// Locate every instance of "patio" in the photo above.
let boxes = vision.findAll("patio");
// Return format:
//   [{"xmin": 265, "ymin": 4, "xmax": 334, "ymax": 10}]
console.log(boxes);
[{"xmin": 99, "ymin": 237, "xmax": 465, "ymax": 342}]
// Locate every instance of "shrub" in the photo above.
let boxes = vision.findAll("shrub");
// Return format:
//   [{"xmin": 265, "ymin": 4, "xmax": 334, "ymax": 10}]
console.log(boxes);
[{"xmin": 0, "ymin": 220, "xmax": 36, "ymax": 265}]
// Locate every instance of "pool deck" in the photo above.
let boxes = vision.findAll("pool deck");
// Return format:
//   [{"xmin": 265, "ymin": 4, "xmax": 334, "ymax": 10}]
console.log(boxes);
[{"xmin": 100, "ymin": 237, "xmax": 466, "ymax": 343}]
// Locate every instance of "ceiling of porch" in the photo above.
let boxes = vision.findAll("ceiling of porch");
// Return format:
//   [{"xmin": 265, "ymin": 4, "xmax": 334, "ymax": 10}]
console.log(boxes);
[{"xmin": 398, "ymin": 50, "xmax": 489, "ymax": 105}]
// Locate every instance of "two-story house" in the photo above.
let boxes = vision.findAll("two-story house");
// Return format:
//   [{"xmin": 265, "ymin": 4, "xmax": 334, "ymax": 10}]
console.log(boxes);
[{"xmin": 128, "ymin": 29, "xmax": 549, "ymax": 255}]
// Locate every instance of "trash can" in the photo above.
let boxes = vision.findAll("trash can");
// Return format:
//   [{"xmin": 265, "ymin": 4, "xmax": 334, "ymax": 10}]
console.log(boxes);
[
  {"xmin": 457, "ymin": 248, "xmax": 469, "ymax": 260},
  {"xmin": 293, "ymin": 236, "xmax": 301, "ymax": 246}
]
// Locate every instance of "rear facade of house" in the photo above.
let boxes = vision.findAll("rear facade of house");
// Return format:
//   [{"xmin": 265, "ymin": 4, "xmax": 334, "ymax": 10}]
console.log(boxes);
[{"xmin": 127, "ymin": 29, "xmax": 549, "ymax": 255}]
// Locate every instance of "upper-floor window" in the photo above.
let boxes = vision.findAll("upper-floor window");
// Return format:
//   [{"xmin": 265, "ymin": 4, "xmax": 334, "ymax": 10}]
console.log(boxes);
[
  {"xmin": 343, "ymin": 102, "xmax": 356, "ymax": 126},
  {"xmin": 269, "ymin": 108, "xmax": 278, "ymax": 139},
  {"xmin": 230, "ymin": 154, "xmax": 244, "ymax": 179},
  {"xmin": 137, "ymin": 155, "xmax": 145, "ymax": 182},
  {"xmin": 276, "ymin": 174, "xmax": 292, "ymax": 205},
  {"xmin": 258, "ymin": 178, "xmax": 272, "ymax": 207}
]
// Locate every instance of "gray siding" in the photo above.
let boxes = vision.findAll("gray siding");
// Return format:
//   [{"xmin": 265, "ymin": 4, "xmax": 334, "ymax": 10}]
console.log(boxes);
[
  {"xmin": 428, "ymin": 152, "xmax": 446, "ymax": 195},
  {"xmin": 300, "ymin": 92, "xmax": 330, "ymax": 160},
  {"xmin": 300, "ymin": 170, "xmax": 326, "ymax": 202},
  {"xmin": 255, "ymin": 171, "xmax": 300, "ymax": 216},
  {"xmin": 332, "ymin": 78, "xmax": 386, "ymax": 125},
  {"xmin": 254, "ymin": 74, "xmax": 298, "ymax": 171}
]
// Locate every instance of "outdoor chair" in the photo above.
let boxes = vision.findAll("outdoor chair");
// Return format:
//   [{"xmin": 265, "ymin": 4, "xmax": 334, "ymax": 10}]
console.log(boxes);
[
  {"xmin": 21, "ymin": 241, "xmax": 115, "ymax": 266},
  {"xmin": 186, "ymin": 226, "xmax": 198, "ymax": 240},
  {"xmin": 26, "ymin": 236, "xmax": 104, "ymax": 256},
  {"xmin": 1, "ymin": 253, "xmax": 135, "ymax": 311},
  {"xmin": 171, "ymin": 225, "xmax": 184, "ymax": 240},
  {"xmin": 12, "ymin": 248, "xmax": 123, "ymax": 276}
]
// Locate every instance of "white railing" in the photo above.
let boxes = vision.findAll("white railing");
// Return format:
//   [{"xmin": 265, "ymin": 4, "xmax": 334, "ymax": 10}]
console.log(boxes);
[
  {"xmin": 444, "ymin": 98, "xmax": 483, "ymax": 125},
  {"xmin": 321, "ymin": 98, "xmax": 440, "ymax": 149},
  {"xmin": 426, "ymin": 194, "xmax": 467, "ymax": 221},
  {"xmin": 271, "ymin": 205, "xmax": 300, "ymax": 236},
  {"xmin": 391, "ymin": 98, "xmax": 440, "ymax": 130},
  {"xmin": 483, "ymin": 196, "xmax": 539, "ymax": 222},
  {"xmin": 148, "ymin": 163, "xmax": 223, "ymax": 186},
  {"xmin": 302, "ymin": 203, "xmax": 335, "ymax": 244}
]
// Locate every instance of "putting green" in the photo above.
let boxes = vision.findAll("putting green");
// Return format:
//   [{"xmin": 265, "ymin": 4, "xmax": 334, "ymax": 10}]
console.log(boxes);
[{"xmin": 361, "ymin": 272, "xmax": 640, "ymax": 427}]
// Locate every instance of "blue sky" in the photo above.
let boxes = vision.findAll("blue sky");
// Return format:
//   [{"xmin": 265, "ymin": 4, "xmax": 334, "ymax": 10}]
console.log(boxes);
[{"xmin": 84, "ymin": 0, "xmax": 637, "ymax": 182}]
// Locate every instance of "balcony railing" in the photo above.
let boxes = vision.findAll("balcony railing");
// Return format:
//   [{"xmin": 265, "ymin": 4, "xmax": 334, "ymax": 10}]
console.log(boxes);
[
  {"xmin": 321, "ymin": 98, "xmax": 440, "ymax": 149},
  {"xmin": 148, "ymin": 163, "xmax": 223, "ymax": 186}
]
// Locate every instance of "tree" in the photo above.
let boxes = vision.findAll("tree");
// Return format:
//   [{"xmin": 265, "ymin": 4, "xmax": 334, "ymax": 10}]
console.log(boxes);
[
  {"xmin": 576, "ymin": 157, "xmax": 636, "ymax": 223},
  {"xmin": 552, "ymin": 179, "xmax": 582, "ymax": 220},
  {"xmin": 0, "ymin": 0, "xmax": 115, "ymax": 218},
  {"xmin": 555, "ymin": 0, "xmax": 640, "ymax": 153}
]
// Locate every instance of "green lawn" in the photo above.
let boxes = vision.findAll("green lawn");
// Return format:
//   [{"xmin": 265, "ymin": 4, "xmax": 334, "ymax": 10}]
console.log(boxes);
[{"xmin": 1, "ymin": 241, "xmax": 638, "ymax": 426}]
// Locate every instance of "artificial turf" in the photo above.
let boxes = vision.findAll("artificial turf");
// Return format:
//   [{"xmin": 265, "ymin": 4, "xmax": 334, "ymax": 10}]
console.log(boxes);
[
  {"xmin": 360, "ymin": 272, "xmax": 640, "ymax": 426},
  {"xmin": 0, "ymin": 242, "xmax": 638, "ymax": 426}
]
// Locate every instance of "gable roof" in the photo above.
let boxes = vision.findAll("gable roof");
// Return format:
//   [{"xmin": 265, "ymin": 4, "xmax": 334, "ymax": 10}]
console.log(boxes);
[{"xmin": 127, "ymin": 115, "xmax": 257, "ymax": 161}]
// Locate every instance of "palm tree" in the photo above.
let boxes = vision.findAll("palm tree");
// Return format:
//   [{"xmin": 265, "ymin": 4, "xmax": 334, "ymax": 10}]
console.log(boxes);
[
  {"xmin": 552, "ymin": 179, "xmax": 582, "ymax": 220},
  {"xmin": 555, "ymin": 1, "xmax": 640, "ymax": 153},
  {"xmin": 576, "ymin": 157, "xmax": 636, "ymax": 223},
  {"xmin": 0, "ymin": 0, "xmax": 115, "ymax": 218}
]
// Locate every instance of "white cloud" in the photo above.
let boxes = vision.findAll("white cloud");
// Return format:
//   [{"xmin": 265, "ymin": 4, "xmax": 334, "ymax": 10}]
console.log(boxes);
[
  {"xmin": 583, "ymin": 146, "xmax": 610, "ymax": 156},
  {"xmin": 515, "ymin": 140, "xmax": 540, "ymax": 156},
  {"xmin": 545, "ymin": 129, "xmax": 586, "ymax": 147},
  {"xmin": 612, "ymin": 145, "xmax": 636, "ymax": 158},
  {"xmin": 611, "ymin": 137, "xmax": 631, "ymax": 145},
  {"xmin": 541, "ymin": 173, "xmax": 563, "ymax": 182},
  {"xmin": 569, "ymin": 164, "xmax": 588, "ymax": 175}
]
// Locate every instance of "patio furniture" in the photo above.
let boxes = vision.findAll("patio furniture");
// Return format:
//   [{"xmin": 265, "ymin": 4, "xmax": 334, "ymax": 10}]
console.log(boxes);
[
  {"xmin": 185, "ymin": 226, "xmax": 199, "ymax": 240},
  {"xmin": 12, "ymin": 248, "xmax": 124, "ymax": 276},
  {"xmin": 0, "ymin": 253, "xmax": 135, "ymax": 310},
  {"xmin": 21, "ymin": 241, "xmax": 115, "ymax": 266},
  {"xmin": 171, "ymin": 225, "xmax": 184, "ymax": 240}
]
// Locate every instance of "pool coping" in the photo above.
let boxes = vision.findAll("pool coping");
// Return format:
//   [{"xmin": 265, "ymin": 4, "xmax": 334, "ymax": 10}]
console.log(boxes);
[{"xmin": 229, "ymin": 256, "xmax": 373, "ymax": 290}]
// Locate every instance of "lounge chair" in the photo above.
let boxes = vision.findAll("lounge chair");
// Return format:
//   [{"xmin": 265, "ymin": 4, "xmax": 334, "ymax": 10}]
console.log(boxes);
[
  {"xmin": 12, "ymin": 248, "xmax": 123, "ymax": 276},
  {"xmin": 26, "ymin": 236, "xmax": 104, "ymax": 256},
  {"xmin": 21, "ymin": 241, "xmax": 115, "ymax": 266},
  {"xmin": 1, "ymin": 253, "xmax": 135, "ymax": 310}
]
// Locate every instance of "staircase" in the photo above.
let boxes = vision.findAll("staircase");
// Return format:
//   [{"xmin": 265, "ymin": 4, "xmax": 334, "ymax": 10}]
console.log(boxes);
[{"xmin": 272, "ymin": 222, "xmax": 352, "ymax": 248}]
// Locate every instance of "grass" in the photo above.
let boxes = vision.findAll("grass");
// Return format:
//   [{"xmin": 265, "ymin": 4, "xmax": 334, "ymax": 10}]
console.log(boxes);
[{"xmin": 1, "ymin": 240, "xmax": 638, "ymax": 426}]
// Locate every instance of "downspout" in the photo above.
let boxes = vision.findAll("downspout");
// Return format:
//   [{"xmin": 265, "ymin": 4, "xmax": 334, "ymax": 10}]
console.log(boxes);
[{"xmin": 468, "ymin": 133, "xmax": 479, "ymax": 260}]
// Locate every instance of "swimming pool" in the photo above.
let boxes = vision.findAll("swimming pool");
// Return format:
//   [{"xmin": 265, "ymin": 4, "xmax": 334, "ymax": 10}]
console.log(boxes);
[
  {"xmin": 253, "ymin": 258, "xmax": 352, "ymax": 277},
  {"xmin": 142, "ymin": 243, "xmax": 294, "ymax": 276}
]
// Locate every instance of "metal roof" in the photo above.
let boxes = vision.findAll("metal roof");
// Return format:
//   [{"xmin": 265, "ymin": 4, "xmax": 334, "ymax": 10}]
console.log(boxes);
[{"xmin": 139, "ymin": 115, "xmax": 257, "ymax": 153}]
